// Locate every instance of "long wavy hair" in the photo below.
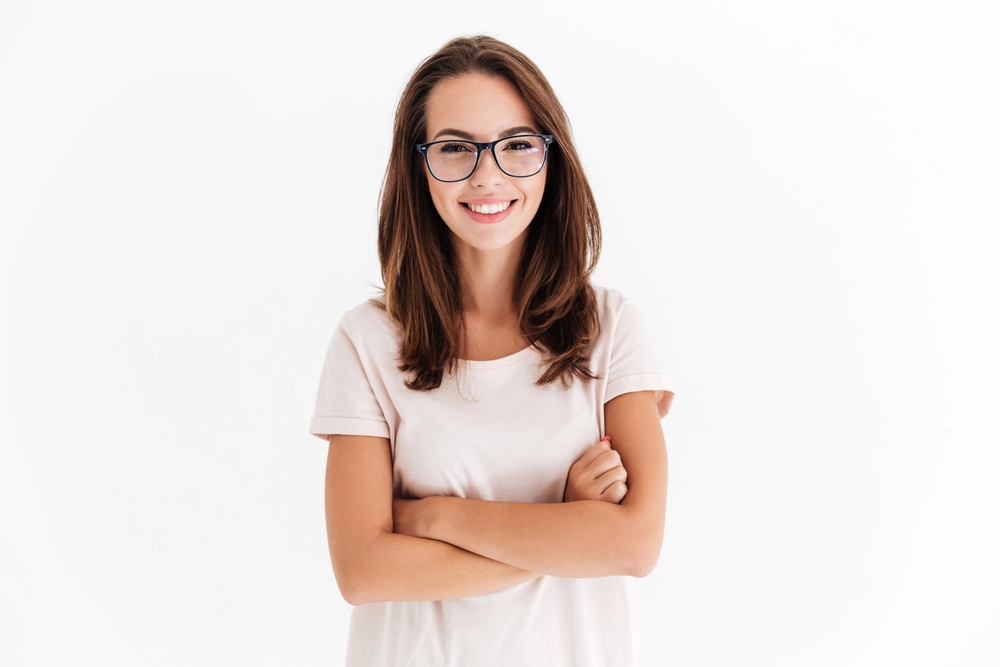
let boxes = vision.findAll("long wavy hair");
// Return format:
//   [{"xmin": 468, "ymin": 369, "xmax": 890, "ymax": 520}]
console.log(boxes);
[{"xmin": 378, "ymin": 36, "xmax": 601, "ymax": 390}]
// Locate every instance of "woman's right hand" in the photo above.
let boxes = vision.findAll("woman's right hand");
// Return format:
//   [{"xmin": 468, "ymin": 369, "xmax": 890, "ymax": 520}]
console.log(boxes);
[{"xmin": 563, "ymin": 437, "xmax": 629, "ymax": 504}]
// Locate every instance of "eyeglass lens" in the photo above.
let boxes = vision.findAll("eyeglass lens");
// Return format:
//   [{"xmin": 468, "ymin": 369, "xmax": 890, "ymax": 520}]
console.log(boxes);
[{"xmin": 426, "ymin": 136, "xmax": 547, "ymax": 182}]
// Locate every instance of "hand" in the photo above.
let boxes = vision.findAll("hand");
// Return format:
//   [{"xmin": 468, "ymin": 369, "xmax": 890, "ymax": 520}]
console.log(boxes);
[{"xmin": 564, "ymin": 437, "xmax": 628, "ymax": 504}]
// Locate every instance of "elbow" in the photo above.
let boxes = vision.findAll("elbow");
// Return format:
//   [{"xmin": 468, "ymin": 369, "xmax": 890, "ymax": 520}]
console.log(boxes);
[
  {"xmin": 337, "ymin": 578, "xmax": 370, "ymax": 607},
  {"xmin": 330, "ymin": 560, "xmax": 365, "ymax": 606},
  {"xmin": 332, "ymin": 566, "xmax": 364, "ymax": 606},
  {"xmin": 330, "ymin": 534, "xmax": 388, "ymax": 606},
  {"xmin": 334, "ymin": 565, "xmax": 382, "ymax": 607},
  {"xmin": 627, "ymin": 551, "xmax": 659, "ymax": 578},
  {"xmin": 624, "ymin": 528, "xmax": 663, "ymax": 578},
  {"xmin": 336, "ymin": 583, "xmax": 359, "ymax": 606}
]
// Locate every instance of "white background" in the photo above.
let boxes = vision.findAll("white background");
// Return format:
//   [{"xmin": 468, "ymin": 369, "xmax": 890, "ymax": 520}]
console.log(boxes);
[{"xmin": 2, "ymin": 1, "xmax": 998, "ymax": 665}]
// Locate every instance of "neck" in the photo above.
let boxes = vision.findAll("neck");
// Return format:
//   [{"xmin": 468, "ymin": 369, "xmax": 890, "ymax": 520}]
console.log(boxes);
[{"xmin": 452, "ymin": 237, "xmax": 524, "ymax": 321}]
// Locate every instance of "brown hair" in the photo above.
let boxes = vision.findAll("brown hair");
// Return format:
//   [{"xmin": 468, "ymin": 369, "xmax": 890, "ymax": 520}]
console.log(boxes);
[{"xmin": 378, "ymin": 35, "xmax": 601, "ymax": 390}]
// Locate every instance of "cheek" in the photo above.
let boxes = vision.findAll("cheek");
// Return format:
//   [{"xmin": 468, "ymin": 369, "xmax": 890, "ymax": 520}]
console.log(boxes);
[
  {"xmin": 532, "ymin": 165, "xmax": 548, "ymax": 200},
  {"xmin": 527, "ymin": 172, "xmax": 547, "ymax": 207},
  {"xmin": 426, "ymin": 182, "xmax": 457, "ymax": 220}
]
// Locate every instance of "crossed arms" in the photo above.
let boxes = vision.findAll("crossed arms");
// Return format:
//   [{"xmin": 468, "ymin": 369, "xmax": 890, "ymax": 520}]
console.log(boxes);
[{"xmin": 323, "ymin": 390, "xmax": 667, "ymax": 606}]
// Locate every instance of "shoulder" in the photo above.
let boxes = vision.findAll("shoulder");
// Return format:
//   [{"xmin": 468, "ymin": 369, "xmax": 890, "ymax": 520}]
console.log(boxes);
[
  {"xmin": 590, "ymin": 284, "xmax": 673, "ymax": 414},
  {"xmin": 329, "ymin": 296, "xmax": 401, "ymax": 368},
  {"xmin": 590, "ymin": 283, "xmax": 660, "ymax": 356},
  {"xmin": 338, "ymin": 295, "xmax": 395, "ymax": 339},
  {"xmin": 592, "ymin": 284, "xmax": 635, "ymax": 331}
]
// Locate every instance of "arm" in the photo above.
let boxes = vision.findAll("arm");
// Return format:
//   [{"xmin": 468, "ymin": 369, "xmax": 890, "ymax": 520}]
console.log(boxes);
[
  {"xmin": 325, "ymin": 430, "xmax": 630, "ymax": 605},
  {"xmin": 393, "ymin": 390, "xmax": 668, "ymax": 578},
  {"xmin": 325, "ymin": 433, "xmax": 541, "ymax": 606}
]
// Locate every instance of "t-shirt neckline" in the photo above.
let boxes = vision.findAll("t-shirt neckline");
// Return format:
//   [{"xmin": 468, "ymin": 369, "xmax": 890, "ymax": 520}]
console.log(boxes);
[{"xmin": 458, "ymin": 345, "xmax": 538, "ymax": 370}]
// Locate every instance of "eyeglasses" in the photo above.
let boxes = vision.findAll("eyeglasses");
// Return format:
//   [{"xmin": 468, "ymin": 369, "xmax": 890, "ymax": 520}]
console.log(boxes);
[{"xmin": 415, "ymin": 134, "xmax": 556, "ymax": 183}]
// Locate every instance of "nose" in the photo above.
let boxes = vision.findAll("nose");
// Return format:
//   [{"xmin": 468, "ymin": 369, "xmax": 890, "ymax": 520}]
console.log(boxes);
[{"xmin": 468, "ymin": 147, "xmax": 505, "ymax": 187}]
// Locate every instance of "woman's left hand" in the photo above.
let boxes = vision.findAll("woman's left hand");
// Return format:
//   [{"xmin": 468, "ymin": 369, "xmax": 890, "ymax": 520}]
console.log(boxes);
[{"xmin": 563, "ymin": 437, "xmax": 628, "ymax": 504}]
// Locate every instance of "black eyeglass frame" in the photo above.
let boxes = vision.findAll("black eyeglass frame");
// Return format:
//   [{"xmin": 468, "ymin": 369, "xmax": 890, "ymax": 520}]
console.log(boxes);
[{"xmin": 414, "ymin": 134, "xmax": 556, "ymax": 183}]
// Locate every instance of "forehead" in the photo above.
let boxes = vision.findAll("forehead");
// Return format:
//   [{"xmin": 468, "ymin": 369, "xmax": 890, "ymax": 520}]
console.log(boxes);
[{"xmin": 424, "ymin": 74, "xmax": 537, "ymax": 141}]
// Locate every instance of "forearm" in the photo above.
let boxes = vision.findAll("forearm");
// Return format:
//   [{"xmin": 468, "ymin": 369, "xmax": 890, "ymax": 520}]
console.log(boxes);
[
  {"xmin": 392, "ymin": 393, "xmax": 668, "ymax": 580},
  {"xmin": 336, "ymin": 528, "xmax": 540, "ymax": 606},
  {"xmin": 324, "ymin": 433, "xmax": 540, "ymax": 607},
  {"xmin": 409, "ymin": 497, "xmax": 660, "ymax": 578}
]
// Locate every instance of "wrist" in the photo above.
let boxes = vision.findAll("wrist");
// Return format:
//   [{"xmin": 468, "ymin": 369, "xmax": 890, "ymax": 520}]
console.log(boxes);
[{"xmin": 422, "ymin": 496, "xmax": 449, "ymax": 541}]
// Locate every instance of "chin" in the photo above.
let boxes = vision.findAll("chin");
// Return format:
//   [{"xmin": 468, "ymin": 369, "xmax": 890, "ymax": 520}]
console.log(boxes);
[{"xmin": 450, "ymin": 223, "xmax": 531, "ymax": 255}]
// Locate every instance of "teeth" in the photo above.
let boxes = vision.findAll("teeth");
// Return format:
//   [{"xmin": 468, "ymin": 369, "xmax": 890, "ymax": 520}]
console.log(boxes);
[{"xmin": 469, "ymin": 201, "xmax": 511, "ymax": 214}]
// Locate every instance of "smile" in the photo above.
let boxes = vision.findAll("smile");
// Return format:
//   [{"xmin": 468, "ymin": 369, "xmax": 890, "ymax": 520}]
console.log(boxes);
[
  {"xmin": 460, "ymin": 199, "xmax": 518, "ymax": 224},
  {"xmin": 463, "ymin": 201, "xmax": 512, "ymax": 215},
  {"xmin": 462, "ymin": 201, "xmax": 511, "ymax": 215}
]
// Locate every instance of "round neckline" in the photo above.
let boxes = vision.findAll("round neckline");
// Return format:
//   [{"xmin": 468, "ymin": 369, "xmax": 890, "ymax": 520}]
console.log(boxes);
[{"xmin": 458, "ymin": 344, "xmax": 538, "ymax": 369}]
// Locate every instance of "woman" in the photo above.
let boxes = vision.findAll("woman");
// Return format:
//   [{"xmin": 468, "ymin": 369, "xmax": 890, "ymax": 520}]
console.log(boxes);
[{"xmin": 310, "ymin": 35, "xmax": 673, "ymax": 666}]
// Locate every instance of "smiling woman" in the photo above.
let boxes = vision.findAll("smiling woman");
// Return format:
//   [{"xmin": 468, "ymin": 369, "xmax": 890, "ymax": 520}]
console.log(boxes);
[{"xmin": 310, "ymin": 35, "xmax": 673, "ymax": 666}]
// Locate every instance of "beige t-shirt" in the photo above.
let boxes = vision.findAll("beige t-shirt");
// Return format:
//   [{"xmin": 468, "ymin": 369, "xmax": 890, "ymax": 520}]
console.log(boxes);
[{"xmin": 311, "ymin": 285, "xmax": 673, "ymax": 667}]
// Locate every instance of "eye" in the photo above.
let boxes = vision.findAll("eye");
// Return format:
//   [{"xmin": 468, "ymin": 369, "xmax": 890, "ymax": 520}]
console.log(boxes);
[
  {"xmin": 501, "ymin": 137, "xmax": 541, "ymax": 152},
  {"xmin": 438, "ymin": 142, "xmax": 475, "ymax": 154}
]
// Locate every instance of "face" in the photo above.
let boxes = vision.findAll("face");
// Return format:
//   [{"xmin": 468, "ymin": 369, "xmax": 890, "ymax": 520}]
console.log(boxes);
[{"xmin": 422, "ymin": 74, "xmax": 547, "ymax": 260}]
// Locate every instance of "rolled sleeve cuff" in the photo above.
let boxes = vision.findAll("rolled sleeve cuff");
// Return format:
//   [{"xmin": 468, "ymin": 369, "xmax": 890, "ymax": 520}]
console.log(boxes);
[
  {"xmin": 310, "ymin": 416, "xmax": 391, "ymax": 440},
  {"xmin": 605, "ymin": 374, "xmax": 675, "ymax": 418}
]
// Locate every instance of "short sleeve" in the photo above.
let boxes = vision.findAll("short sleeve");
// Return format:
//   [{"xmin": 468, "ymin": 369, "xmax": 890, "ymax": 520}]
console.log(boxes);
[
  {"xmin": 604, "ymin": 298, "xmax": 675, "ymax": 418},
  {"xmin": 309, "ymin": 315, "xmax": 391, "ymax": 440}
]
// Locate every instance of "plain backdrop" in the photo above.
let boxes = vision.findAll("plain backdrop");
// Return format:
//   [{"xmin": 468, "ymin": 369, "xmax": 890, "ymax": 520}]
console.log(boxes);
[{"xmin": 2, "ymin": 1, "xmax": 998, "ymax": 665}]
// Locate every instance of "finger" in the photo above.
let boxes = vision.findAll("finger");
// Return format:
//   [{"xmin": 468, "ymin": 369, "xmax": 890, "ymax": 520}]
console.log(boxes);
[
  {"xmin": 574, "ymin": 437, "xmax": 612, "ymax": 469},
  {"xmin": 595, "ymin": 464, "xmax": 627, "ymax": 493},
  {"xmin": 601, "ymin": 480, "xmax": 628, "ymax": 504},
  {"xmin": 587, "ymin": 448, "xmax": 624, "ymax": 479}
]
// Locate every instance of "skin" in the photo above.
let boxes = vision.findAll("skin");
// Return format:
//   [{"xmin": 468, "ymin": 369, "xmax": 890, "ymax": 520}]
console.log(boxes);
[
  {"xmin": 564, "ymin": 437, "xmax": 629, "ymax": 503},
  {"xmin": 389, "ymin": 392, "xmax": 666, "ymax": 580},
  {"xmin": 325, "ymin": 432, "xmax": 634, "ymax": 604},
  {"xmin": 423, "ymin": 74, "xmax": 547, "ymax": 360},
  {"xmin": 424, "ymin": 74, "xmax": 546, "ymax": 261},
  {"xmin": 324, "ymin": 73, "xmax": 668, "ymax": 605}
]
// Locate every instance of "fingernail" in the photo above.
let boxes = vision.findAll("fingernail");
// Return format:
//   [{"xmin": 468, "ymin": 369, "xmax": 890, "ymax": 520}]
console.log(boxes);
[{"xmin": 602, "ymin": 436, "xmax": 611, "ymax": 442}]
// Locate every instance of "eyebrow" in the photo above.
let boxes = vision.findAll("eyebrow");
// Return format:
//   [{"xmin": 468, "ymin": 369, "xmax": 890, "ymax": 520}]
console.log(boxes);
[{"xmin": 431, "ymin": 125, "xmax": 538, "ymax": 141}]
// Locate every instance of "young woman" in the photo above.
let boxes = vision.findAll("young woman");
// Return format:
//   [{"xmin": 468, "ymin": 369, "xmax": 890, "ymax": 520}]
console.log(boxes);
[{"xmin": 310, "ymin": 36, "xmax": 674, "ymax": 666}]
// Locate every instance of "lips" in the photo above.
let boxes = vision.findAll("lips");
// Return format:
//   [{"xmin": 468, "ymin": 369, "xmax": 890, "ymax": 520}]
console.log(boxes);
[{"xmin": 461, "ymin": 199, "xmax": 517, "ymax": 224}]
